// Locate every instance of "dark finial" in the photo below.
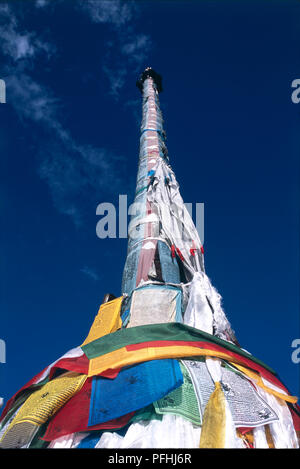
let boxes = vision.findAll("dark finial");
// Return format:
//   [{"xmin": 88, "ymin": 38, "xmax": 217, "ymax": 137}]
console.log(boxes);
[
  {"xmin": 102, "ymin": 293, "xmax": 116, "ymax": 303},
  {"xmin": 136, "ymin": 67, "xmax": 163, "ymax": 93}
]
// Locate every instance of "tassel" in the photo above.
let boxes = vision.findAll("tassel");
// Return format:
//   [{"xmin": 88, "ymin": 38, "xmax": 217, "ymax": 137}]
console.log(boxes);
[
  {"xmin": 200, "ymin": 358, "xmax": 241, "ymax": 448},
  {"xmin": 199, "ymin": 381, "xmax": 226, "ymax": 448}
]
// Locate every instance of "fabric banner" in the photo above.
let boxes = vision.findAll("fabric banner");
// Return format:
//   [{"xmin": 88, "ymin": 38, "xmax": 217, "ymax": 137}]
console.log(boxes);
[
  {"xmin": 184, "ymin": 360, "xmax": 278, "ymax": 427},
  {"xmin": 88, "ymin": 359, "xmax": 183, "ymax": 427},
  {"xmin": 154, "ymin": 361, "xmax": 201, "ymax": 425},
  {"xmin": 81, "ymin": 296, "xmax": 123, "ymax": 346},
  {"xmin": 158, "ymin": 240, "xmax": 180, "ymax": 284},
  {"xmin": 127, "ymin": 285, "xmax": 182, "ymax": 328},
  {"xmin": 0, "ymin": 377, "xmax": 50, "ymax": 433},
  {"xmin": 42, "ymin": 379, "xmax": 135, "ymax": 442},
  {"xmin": 87, "ymin": 344, "xmax": 239, "ymax": 377},
  {"xmin": 231, "ymin": 363, "xmax": 298, "ymax": 404},
  {"xmin": 48, "ymin": 354, "xmax": 89, "ymax": 378},
  {"xmin": 81, "ymin": 322, "xmax": 276, "ymax": 374},
  {"xmin": 87, "ymin": 339, "xmax": 293, "ymax": 400},
  {"xmin": 0, "ymin": 369, "xmax": 52, "ymax": 424},
  {"xmin": 0, "ymin": 372, "xmax": 87, "ymax": 448}
]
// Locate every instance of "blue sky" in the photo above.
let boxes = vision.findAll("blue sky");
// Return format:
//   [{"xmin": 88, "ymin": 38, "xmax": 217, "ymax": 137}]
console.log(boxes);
[{"xmin": 0, "ymin": 0, "xmax": 299, "ymax": 405}]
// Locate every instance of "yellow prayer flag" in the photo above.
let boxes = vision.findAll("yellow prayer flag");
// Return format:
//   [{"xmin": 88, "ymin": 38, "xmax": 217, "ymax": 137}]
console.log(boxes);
[
  {"xmin": 0, "ymin": 372, "xmax": 87, "ymax": 448},
  {"xmin": 81, "ymin": 296, "xmax": 123, "ymax": 346}
]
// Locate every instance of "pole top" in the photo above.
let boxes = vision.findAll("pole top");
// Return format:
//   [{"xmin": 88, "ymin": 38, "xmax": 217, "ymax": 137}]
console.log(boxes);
[{"xmin": 136, "ymin": 67, "xmax": 163, "ymax": 93}]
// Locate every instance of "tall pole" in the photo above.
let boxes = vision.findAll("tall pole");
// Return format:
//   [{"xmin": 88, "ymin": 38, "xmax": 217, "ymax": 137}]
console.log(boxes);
[
  {"xmin": 122, "ymin": 68, "xmax": 237, "ymax": 344},
  {"xmin": 122, "ymin": 68, "xmax": 178, "ymax": 295}
]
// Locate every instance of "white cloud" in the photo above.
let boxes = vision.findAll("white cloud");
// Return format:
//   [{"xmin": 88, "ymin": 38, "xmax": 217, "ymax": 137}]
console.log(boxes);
[
  {"xmin": 102, "ymin": 63, "xmax": 126, "ymax": 99},
  {"xmin": 35, "ymin": 0, "xmax": 49, "ymax": 8},
  {"xmin": 0, "ymin": 2, "xmax": 146, "ymax": 224},
  {"xmin": 37, "ymin": 135, "xmax": 124, "ymax": 226},
  {"xmin": 121, "ymin": 34, "xmax": 152, "ymax": 62},
  {"xmin": 80, "ymin": 0, "xmax": 153, "ymax": 99},
  {"xmin": 80, "ymin": 0, "xmax": 134, "ymax": 29},
  {"xmin": 80, "ymin": 266, "xmax": 100, "ymax": 281},
  {"xmin": 0, "ymin": 4, "xmax": 124, "ymax": 225},
  {"xmin": 8, "ymin": 73, "xmax": 59, "ymax": 126},
  {"xmin": 0, "ymin": 4, "xmax": 54, "ymax": 61}
]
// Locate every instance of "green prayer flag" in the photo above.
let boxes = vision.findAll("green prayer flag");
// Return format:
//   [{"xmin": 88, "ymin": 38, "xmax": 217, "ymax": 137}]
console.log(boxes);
[
  {"xmin": 154, "ymin": 361, "xmax": 201, "ymax": 425},
  {"xmin": 129, "ymin": 404, "xmax": 162, "ymax": 424}
]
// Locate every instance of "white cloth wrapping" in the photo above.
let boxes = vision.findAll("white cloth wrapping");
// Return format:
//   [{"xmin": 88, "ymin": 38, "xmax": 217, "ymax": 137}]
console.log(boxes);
[
  {"xmin": 147, "ymin": 158, "xmax": 235, "ymax": 342},
  {"xmin": 147, "ymin": 158, "xmax": 203, "ymax": 275},
  {"xmin": 183, "ymin": 272, "xmax": 214, "ymax": 334},
  {"xmin": 260, "ymin": 378, "xmax": 298, "ymax": 449},
  {"xmin": 253, "ymin": 426, "xmax": 269, "ymax": 448},
  {"xmin": 183, "ymin": 271, "xmax": 235, "ymax": 342},
  {"xmin": 205, "ymin": 277, "xmax": 234, "ymax": 341},
  {"xmin": 49, "ymin": 432, "xmax": 88, "ymax": 448},
  {"xmin": 95, "ymin": 414, "xmax": 201, "ymax": 448},
  {"xmin": 245, "ymin": 375, "xmax": 298, "ymax": 448}
]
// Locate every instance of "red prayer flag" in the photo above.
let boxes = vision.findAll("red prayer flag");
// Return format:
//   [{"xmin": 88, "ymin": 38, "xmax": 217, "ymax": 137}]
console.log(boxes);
[{"xmin": 42, "ymin": 378, "xmax": 134, "ymax": 441}]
